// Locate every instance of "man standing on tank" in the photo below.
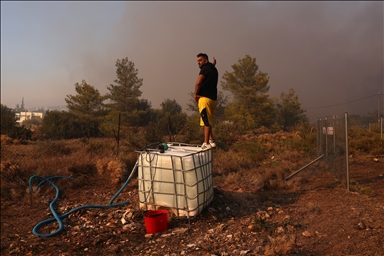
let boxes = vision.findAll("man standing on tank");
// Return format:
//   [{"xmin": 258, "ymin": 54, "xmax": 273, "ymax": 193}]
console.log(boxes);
[{"xmin": 194, "ymin": 53, "xmax": 218, "ymax": 151}]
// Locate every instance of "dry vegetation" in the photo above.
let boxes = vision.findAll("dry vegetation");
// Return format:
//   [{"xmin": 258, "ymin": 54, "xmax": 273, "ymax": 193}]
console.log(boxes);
[
  {"xmin": 1, "ymin": 129, "xmax": 317, "ymax": 203},
  {"xmin": 1, "ymin": 127, "xmax": 383, "ymax": 255},
  {"xmin": 0, "ymin": 130, "xmax": 308, "ymax": 255}
]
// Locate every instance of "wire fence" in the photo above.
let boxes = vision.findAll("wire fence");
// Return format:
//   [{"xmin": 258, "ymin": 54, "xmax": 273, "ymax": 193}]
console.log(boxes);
[
  {"xmin": 368, "ymin": 118, "xmax": 383, "ymax": 144},
  {"xmin": 285, "ymin": 113, "xmax": 350, "ymax": 190},
  {"xmin": 316, "ymin": 113, "xmax": 349, "ymax": 190}
]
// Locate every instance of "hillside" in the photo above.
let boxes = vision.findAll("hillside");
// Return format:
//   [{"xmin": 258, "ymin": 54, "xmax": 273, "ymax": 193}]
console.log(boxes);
[{"xmin": 1, "ymin": 132, "xmax": 383, "ymax": 255}]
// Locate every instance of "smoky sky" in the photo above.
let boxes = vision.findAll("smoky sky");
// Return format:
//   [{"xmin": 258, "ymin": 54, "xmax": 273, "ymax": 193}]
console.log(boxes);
[{"xmin": 1, "ymin": 1, "xmax": 383, "ymax": 121}]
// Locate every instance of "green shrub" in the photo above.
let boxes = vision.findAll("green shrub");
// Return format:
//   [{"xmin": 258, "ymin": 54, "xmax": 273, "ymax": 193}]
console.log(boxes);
[
  {"xmin": 288, "ymin": 134, "xmax": 316, "ymax": 153},
  {"xmin": 231, "ymin": 141, "xmax": 266, "ymax": 162},
  {"xmin": 349, "ymin": 138, "xmax": 375, "ymax": 152},
  {"xmin": 214, "ymin": 121, "xmax": 240, "ymax": 148},
  {"xmin": 181, "ymin": 118, "xmax": 204, "ymax": 144},
  {"xmin": 144, "ymin": 121, "xmax": 166, "ymax": 144}
]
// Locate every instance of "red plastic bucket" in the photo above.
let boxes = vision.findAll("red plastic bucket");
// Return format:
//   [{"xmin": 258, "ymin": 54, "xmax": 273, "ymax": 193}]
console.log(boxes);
[{"xmin": 144, "ymin": 210, "xmax": 168, "ymax": 234}]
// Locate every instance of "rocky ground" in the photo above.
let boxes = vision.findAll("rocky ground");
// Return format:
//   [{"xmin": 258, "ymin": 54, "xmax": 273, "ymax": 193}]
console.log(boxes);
[{"xmin": 1, "ymin": 153, "xmax": 384, "ymax": 256}]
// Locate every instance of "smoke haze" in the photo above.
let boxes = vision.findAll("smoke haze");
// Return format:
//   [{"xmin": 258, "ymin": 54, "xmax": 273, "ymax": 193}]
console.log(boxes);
[{"xmin": 1, "ymin": 1, "xmax": 383, "ymax": 121}]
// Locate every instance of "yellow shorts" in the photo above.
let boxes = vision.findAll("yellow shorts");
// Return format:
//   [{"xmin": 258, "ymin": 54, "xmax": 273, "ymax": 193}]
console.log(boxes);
[{"xmin": 198, "ymin": 97, "xmax": 217, "ymax": 127}]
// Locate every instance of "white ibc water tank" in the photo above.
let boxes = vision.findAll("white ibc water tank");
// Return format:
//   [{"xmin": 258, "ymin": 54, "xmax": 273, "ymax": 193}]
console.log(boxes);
[{"xmin": 137, "ymin": 143, "xmax": 213, "ymax": 217}]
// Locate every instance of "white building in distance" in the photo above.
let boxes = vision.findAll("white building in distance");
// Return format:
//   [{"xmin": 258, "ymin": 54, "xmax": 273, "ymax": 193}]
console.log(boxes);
[{"xmin": 15, "ymin": 111, "xmax": 44, "ymax": 125}]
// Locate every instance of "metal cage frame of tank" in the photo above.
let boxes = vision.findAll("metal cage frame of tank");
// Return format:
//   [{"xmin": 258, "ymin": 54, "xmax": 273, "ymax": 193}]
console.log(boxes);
[{"xmin": 136, "ymin": 142, "xmax": 214, "ymax": 217}]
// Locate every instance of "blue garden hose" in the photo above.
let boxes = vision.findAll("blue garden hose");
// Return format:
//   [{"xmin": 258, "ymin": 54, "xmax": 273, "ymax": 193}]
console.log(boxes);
[{"xmin": 29, "ymin": 161, "xmax": 138, "ymax": 238}]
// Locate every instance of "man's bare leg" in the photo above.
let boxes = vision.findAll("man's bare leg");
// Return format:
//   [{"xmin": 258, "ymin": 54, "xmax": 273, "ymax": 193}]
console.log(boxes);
[{"xmin": 204, "ymin": 126, "xmax": 211, "ymax": 143}]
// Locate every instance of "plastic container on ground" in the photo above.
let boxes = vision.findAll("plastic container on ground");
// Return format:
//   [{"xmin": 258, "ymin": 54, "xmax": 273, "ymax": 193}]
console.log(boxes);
[
  {"xmin": 136, "ymin": 142, "xmax": 213, "ymax": 217},
  {"xmin": 144, "ymin": 210, "xmax": 168, "ymax": 234}
]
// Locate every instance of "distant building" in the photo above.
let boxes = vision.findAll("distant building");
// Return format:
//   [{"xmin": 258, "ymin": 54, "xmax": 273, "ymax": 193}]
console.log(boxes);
[{"xmin": 15, "ymin": 111, "xmax": 44, "ymax": 125}]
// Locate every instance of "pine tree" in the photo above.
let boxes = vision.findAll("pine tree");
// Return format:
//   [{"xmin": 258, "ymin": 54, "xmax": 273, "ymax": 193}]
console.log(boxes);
[
  {"xmin": 275, "ymin": 88, "xmax": 307, "ymax": 131},
  {"xmin": 221, "ymin": 55, "xmax": 274, "ymax": 129},
  {"xmin": 106, "ymin": 57, "xmax": 146, "ymax": 127},
  {"xmin": 65, "ymin": 80, "xmax": 107, "ymax": 137}
]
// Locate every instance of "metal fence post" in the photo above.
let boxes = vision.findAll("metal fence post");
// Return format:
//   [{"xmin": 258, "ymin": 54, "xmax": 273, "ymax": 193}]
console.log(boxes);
[
  {"xmin": 381, "ymin": 117, "xmax": 383, "ymax": 145},
  {"xmin": 333, "ymin": 115, "xmax": 336, "ymax": 175},
  {"xmin": 316, "ymin": 118, "xmax": 319, "ymax": 153},
  {"xmin": 325, "ymin": 116, "xmax": 328, "ymax": 167},
  {"xmin": 318, "ymin": 118, "xmax": 322, "ymax": 155},
  {"xmin": 345, "ymin": 112, "xmax": 349, "ymax": 192}
]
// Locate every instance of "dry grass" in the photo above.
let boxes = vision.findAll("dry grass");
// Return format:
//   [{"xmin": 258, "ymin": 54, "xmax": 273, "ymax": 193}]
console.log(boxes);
[
  {"xmin": 1, "ymin": 161, "xmax": 29, "ymax": 201},
  {"xmin": 1, "ymin": 135, "xmax": 13, "ymax": 145},
  {"xmin": 1, "ymin": 126, "xmax": 380, "ymax": 204},
  {"xmin": 0, "ymin": 137, "xmax": 133, "ymax": 203},
  {"xmin": 211, "ymin": 126, "xmax": 382, "ymax": 193},
  {"xmin": 212, "ymin": 132, "xmax": 313, "ymax": 192},
  {"xmin": 349, "ymin": 127, "xmax": 384, "ymax": 155},
  {"xmin": 0, "ymin": 128, "xmax": 310, "ymax": 205},
  {"xmin": 96, "ymin": 158, "xmax": 127, "ymax": 185}
]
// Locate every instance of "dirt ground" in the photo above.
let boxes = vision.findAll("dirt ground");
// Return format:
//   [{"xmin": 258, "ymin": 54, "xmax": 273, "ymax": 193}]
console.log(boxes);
[{"xmin": 1, "ymin": 153, "xmax": 383, "ymax": 256}]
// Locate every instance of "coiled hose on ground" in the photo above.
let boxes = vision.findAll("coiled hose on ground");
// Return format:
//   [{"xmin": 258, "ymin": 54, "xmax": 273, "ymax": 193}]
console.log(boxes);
[{"xmin": 29, "ymin": 161, "xmax": 138, "ymax": 238}]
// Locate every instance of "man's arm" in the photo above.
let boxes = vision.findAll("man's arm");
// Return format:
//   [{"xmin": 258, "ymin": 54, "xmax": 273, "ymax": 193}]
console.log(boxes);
[{"xmin": 194, "ymin": 74, "xmax": 205, "ymax": 102}]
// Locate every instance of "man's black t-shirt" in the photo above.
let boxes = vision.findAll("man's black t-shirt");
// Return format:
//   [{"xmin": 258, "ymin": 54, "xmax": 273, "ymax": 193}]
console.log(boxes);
[{"xmin": 198, "ymin": 62, "xmax": 218, "ymax": 100}]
